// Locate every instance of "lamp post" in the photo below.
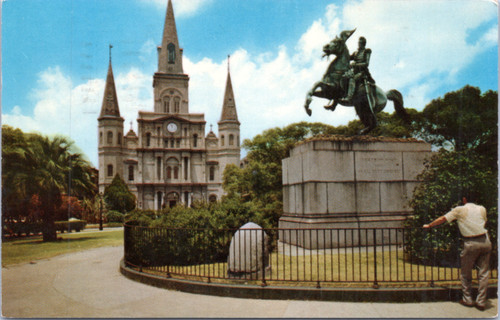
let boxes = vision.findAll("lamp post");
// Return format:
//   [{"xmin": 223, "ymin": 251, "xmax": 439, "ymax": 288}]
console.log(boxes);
[{"xmin": 99, "ymin": 192, "xmax": 103, "ymax": 231}]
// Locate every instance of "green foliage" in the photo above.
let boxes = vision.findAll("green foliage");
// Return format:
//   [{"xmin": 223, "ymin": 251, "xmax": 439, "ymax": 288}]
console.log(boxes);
[
  {"xmin": 103, "ymin": 174, "xmax": 136, "ymax": 214},
  {"xmin": 55, "ymin": 220, "xmax": 87, "ymax": 233},
  {"xmin": 404, "ymin": 86, "xmax": 498, "ymax": 266},
  {"xmin": 105, "ymin": 210, "xmax": 125, "ymax": 223},
  {"xmin": 125, "ymin": 209, "xmax": 156, "ymax": 227},
  {"xmin": 414, "ymin": 85, "xmax": 497, "ymax": 154},
  {"xmin": 1, "ymin": 126, "xmax": 96, "ymax": 241},
  {"xmin": 223, "ymin": 122, "xmax": 341, "ymax": 228},
  {"xmin": 123, "ymin": 201, "xmax": 266, "ymax": 267},
  {"xmin": 405, "ymin": 149, "xmax": 498, "ymax": 266},
  {"xmin": 3, "ymin": 221, "xmax": 44, "ymax": 237},
  {"xmin": 334, "ymin": 110, "xmax": 419, "ymax": 138},
  {"xmin": 81, "ymin": 194, "xmax": 107, "ymax": 224}
]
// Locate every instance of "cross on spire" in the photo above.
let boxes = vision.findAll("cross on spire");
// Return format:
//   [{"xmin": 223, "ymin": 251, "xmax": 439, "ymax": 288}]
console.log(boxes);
[{"xmin": 109, "ymin": 44, "xmax": 113, "ymax": 63}]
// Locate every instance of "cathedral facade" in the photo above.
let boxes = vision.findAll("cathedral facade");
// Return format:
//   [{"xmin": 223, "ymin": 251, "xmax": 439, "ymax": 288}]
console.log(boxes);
[{"xmin": 98, "ymin": 0, "xmax": 241, "ymax": 210}]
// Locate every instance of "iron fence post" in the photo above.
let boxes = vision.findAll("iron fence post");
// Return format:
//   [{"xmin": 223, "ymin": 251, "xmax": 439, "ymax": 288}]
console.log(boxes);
[
  {"xmin": 430, "ymin": 228, "xmax": 435, "ymax": 287},
  {"xmin": 261, "ymin": 228, "xmax": 267, "ymax": 287},
  {"xmin": 166, "ymin": 228, "xmax": 171, "ymax": 278},
  {"xmin": 373, "ymin": 228, "xmax": 379, "ymax": 289}
]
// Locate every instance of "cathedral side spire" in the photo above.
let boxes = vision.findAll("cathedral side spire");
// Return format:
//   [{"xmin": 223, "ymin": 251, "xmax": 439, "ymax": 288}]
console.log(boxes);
[
  {"xmin": 158, "ymin": 0, "xmax": 183, "ymax": 74},
  {"xmin": 219, "ymin": 56, "xmax": 239, "ymax": 124},
  {"xmin": 99, "ymin": 48, "xmax": 121, "ymax": 119}
]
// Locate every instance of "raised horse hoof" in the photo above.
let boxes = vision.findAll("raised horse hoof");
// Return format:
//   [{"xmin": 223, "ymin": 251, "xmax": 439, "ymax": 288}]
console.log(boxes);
[
  {"xmin": 324, "ymin": 104, "xmax": 337, "ymax": 112},
  {"xmin": 305, "ymin": 107, "xmax": 312, "ymax": 116}
]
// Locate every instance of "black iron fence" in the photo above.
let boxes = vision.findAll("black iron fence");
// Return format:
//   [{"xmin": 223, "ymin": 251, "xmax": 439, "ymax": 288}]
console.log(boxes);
[{"xmin": 124, "ymin": 224, "xmax": 497, "ymax": 288}]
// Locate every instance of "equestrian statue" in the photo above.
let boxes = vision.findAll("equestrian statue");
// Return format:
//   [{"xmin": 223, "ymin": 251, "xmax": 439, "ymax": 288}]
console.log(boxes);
[{"xmin": 304, "ymin": 29, "xmax": 409, "ymax": 135}]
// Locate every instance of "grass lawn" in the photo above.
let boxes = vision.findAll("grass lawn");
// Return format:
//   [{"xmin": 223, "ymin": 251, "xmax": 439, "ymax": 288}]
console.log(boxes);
[{"xmin": 2, "ymin": 229, "xmax": 124, "ymax": 267}]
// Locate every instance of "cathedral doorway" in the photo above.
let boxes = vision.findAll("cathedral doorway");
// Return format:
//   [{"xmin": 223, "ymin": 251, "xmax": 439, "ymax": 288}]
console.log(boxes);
[{"xmin": 166, "ymin": 192, "xmax": 179, "ymax": 208}]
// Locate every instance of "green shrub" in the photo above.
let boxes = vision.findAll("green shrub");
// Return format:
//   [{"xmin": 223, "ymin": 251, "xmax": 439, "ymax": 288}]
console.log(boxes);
[
  {"xmin": 106, "ymin": 222, "xmax": 124, "ymax": 228},
  {"xmin": 3, "ymin": 221, "xmax": 44, "ymax": 237},
  {"xmin": 124, "ymin": 201, "xmax": 263, "ymax": 267},
  {"xmin": 405, "ymin": 150, "xmax": 497, "ymax": 267},
  {"xmin": 105, "ymin": 210, "xmax": 124, "ymax": 223},
  {"xmin": 55, "ymin": 220, "xmax": 87, "ymax": 233}
]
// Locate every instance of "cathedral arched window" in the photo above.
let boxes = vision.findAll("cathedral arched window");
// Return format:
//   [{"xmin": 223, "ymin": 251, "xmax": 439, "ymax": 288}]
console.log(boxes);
[
  {"xmin": 209, "ymin": 166, "xmax": 215, "ymax": 181},
  {"xmin": 117, "ymin": 134, "xmax": 122, "ymax": 145},
  {"xmin": 99, "ymin": 132, "xmax": 103, "ymax": 144},
  {"xmin": 167, "ymin": 157, "xmax": 180, "ymax": 180},
  {"xmin": 221, "ymin": 135, "xmax": 225, "ymax": 146},
  {"xmin": 167, "ymin": 43, "xmax": 176, "ymax": 64},
  {"xmin": 209, "ymin": 194, "xmax": 217, "ymax": 203},
  {"xmin": 174, "ymin": 97, "xmax": 180, "ymax": 113},
  {"xmin": 229, "ymin": 134, "xmax": 234, "ymax": 146},
  {"xmin": 107, "ymin": 164, "xmax": 113, "ymax": 177},
  {"xmin": 107, "ymin": 131, "xmax": 113, "ymax": 145},
  {"xmin": 157, "ymin": 157, "xmax": 162, "ymax": 180},
  {"xmin": 146, "ymin": 133, "xmax": 151, "ymax": 147},
  {"xmin": 164, "ymin": 97, "xmax": 170, "ymax": 113},
  {"xmin": 157, "ymin": 191, "xmax": 163, "ymax": 210},
  {"xmin": 237, "ymin": 135, "xmax": 240, "ymax": 147},
  {"xmin": 193, "ymin": 134, "xmax": 198, "ymax": 148},
  {"xmin": 128, "ymin": 165, "xmax": 134, "ymax": 181}
]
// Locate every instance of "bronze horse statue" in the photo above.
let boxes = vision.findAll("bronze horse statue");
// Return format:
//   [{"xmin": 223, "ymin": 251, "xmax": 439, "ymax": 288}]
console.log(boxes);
[{"xmin": 304, "ymin": 29, "xmax": 409, "ymax": 134}]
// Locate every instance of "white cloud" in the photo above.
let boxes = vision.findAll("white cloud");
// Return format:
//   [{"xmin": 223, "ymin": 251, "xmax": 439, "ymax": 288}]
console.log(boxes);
[{"xmin": 2, "ymin": 66, "xmax": 153, "ymax": 166}]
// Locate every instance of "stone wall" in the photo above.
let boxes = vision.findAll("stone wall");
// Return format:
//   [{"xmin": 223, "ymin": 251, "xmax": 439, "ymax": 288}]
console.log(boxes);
[{"xmin": 279, "ymin": 136, "xmax": 432, "ymax": 249}]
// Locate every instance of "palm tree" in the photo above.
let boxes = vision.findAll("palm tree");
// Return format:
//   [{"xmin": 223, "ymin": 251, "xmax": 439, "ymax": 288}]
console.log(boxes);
[{"xmin": 7, "ymin": 134, "xmax": 96, "ymax": 241}]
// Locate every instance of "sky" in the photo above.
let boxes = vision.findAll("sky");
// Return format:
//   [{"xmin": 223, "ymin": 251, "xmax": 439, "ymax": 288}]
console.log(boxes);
[{"xmin": 2, "ymin": 0, "xmax": 498, "ymax": 167}]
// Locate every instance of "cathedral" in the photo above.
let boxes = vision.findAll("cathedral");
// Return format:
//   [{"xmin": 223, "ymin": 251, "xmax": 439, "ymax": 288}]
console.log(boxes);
[{"xmin": 98, "ymin": 0, "xmax": 241, "ymax": 210}]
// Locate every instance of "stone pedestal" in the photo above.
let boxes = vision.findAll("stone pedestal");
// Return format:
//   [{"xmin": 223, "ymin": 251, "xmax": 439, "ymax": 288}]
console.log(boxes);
[{"xmin": 279, "ymin": 135, "xmax": 432, "ymax": 249}]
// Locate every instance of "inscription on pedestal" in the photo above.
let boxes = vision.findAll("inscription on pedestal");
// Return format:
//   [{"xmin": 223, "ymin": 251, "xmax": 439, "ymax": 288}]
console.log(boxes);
[{"xmin": 356, "ymin": 152, "xmax": 402, "ymax": 181}]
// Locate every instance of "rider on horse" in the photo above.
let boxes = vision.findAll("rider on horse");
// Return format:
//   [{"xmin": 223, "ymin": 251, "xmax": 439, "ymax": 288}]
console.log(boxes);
[{"xmin": 339, "ymin": 36, "xmax": 375, "ymax": 105}]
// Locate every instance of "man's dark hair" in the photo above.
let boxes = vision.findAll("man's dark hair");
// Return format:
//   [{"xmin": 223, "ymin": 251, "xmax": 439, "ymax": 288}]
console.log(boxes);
[{"xmin": 461, "ymin": 191, "xmax": 477, "ymax": 203}]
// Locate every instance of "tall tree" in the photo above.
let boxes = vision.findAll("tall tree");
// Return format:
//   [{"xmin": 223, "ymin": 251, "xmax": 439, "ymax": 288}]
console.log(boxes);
[
  {"xmin": 3, "ymin": 129, "xmax": 96, "ymax": 241},
  {"xmin": 103, "ymin": 174, "xmax": 136, "ymax": 214},
  {"xmin": 405, "ymin": 86, "xmax": 498, "ymax": 265},
  {"xmin": 414, "ymin": 85, "xmax": 497, "ymax": 154},
  {"xmin": 2, "ymin": 126, "xmax": 29, "ymax": 223}
]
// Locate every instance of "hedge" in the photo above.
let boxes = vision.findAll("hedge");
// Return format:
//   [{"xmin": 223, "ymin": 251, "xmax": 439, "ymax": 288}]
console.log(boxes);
[{"xmin": 55, "ymin": 220, "xmax": 87, "ymax": 233}]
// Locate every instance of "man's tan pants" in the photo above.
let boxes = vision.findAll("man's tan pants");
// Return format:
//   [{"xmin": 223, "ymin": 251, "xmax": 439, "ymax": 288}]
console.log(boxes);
[{"xmin": 460, "ymin": 234, "xmax": 492, "ymax": 306}]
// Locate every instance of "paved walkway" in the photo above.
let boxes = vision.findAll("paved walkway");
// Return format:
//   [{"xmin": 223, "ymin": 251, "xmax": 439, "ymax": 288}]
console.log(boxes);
[{"xmin": 2, "ymin": 245, "xmax": 498, "ymax": 318}]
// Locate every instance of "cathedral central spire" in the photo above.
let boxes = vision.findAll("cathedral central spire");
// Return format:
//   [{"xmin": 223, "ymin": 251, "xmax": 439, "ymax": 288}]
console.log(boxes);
[{"xmin": 158, "ymin": 0, "xmax": 183, "ymax": 74}]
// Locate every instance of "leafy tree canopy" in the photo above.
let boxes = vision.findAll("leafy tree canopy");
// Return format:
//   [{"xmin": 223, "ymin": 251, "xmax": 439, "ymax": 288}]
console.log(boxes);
[
  {"xmin": 104, "ymin": 174, "xmax": 136, "ymax": 214},
  {"xmin": 2, "ymin": 126, "xmax": 96, "ymax": 241},
  {"xmin": 414, "ymin": 85, "xmax": 497, "ymax": 153}
]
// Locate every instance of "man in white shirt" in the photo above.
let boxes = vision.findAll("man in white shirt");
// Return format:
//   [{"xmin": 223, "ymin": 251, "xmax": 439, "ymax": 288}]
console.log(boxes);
[{"xmin": 423, "ymin": 197, "xmax": 491, "ymax": 310}]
